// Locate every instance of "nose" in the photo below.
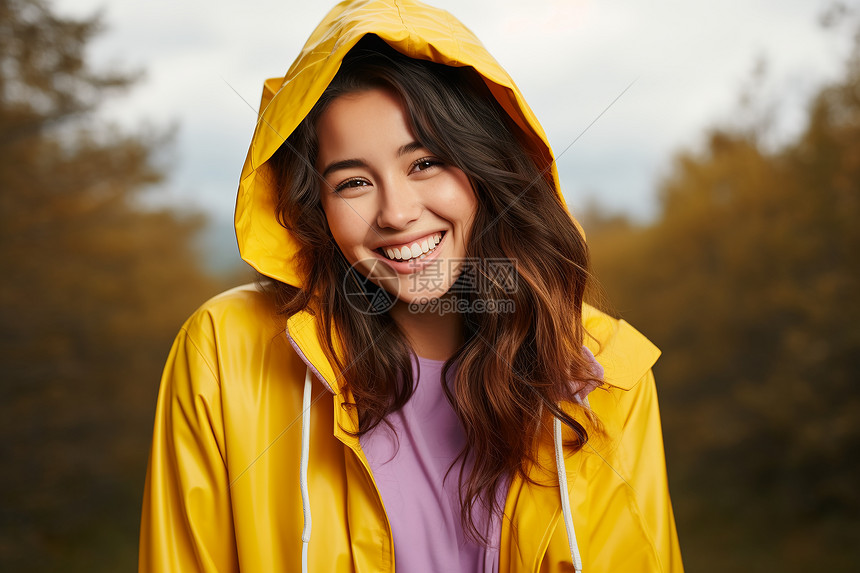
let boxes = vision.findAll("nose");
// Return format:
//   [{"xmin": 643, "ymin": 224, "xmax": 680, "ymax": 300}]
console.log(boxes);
[{"xmin": 375, "ymin": 178, "xmax": 423, "ymax": 229}]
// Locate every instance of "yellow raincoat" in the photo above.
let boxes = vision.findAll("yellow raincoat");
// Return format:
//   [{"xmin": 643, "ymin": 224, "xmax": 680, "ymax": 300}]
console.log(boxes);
[{"xmin": 139, "ymin": 0, "xmax": 683, "ymax": 571}]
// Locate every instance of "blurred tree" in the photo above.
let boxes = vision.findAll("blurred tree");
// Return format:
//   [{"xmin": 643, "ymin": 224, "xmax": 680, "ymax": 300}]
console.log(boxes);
[
  {"xmin": 0, "ymin": 0, "xmax": 219, "ymax": 570},
  {"xmin": 585, "ymin": 28, "xmax": 860, "ymax": 573}
]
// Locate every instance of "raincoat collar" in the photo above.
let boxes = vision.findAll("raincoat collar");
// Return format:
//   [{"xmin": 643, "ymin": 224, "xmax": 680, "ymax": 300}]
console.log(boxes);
[{"xmin": 285, "ymin": 304, "xmax": 661, "ymax": 398}]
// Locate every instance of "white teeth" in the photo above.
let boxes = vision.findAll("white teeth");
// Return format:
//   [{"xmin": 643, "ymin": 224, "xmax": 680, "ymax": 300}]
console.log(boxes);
[{"xmin": 380, "ymin": 232, "xmax": 444, "ymax": 262}]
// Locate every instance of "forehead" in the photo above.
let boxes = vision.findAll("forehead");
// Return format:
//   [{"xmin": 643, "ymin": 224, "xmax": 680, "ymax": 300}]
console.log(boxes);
[{"xmin": 315, "ymin": 88, "xmax": 416, "ymax": 160}]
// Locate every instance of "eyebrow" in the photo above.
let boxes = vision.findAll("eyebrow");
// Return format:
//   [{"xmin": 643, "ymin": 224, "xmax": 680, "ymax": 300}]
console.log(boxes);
[{"xmin": 320, "ymin": 141, "xmax": 426, "ymax": 178}]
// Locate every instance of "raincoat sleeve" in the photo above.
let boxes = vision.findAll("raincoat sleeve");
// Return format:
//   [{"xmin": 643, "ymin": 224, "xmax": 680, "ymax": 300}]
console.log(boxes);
[
  {"xmin": 139, "ymin": 321, "xmax": 240, "ymax": 572},
  {"xmin": 616, "ymin": 368, "xmax": 684, "ymax": 572}
]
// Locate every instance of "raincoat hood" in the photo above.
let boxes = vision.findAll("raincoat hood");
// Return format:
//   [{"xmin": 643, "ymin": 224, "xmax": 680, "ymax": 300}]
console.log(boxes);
[{"xmin": 235, "ymin": 0, "xmax": 564, "ymax": 287}]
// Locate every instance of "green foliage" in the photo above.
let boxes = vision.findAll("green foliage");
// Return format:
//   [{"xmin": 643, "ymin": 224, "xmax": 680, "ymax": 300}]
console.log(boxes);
[
  {"xmin": 0, "ymin": 0, "xmax": 220, "ymax": 570},
  {"xmin": 585, "ymin": 32, "xmax": 860, "ymax": 573}
]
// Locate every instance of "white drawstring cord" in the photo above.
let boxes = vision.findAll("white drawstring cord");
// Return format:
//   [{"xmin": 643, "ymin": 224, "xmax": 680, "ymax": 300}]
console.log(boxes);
[
  {"xmin": 554, "ymin": 416, "xmax": 583, "ymax": 572},
  {"xmin": 300, "ymin": 367, "xmax": 313, "ymax": 573}
]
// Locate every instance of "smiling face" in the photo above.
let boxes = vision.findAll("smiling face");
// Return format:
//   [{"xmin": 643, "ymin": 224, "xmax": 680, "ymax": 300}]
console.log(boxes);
[{"xmin": 316, "ymin": 87, "xmax": 477, "ymax": 305}]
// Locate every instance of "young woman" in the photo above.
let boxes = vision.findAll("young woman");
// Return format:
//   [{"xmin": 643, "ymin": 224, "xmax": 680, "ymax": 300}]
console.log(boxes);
[{"xmin": 139, "ymin": 1, "xmax": 683, "ymax": 571}]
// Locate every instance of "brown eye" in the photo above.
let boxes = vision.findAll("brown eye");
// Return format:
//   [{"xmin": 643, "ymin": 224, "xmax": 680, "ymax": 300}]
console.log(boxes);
[
  {"xmin": 334, "ymin": 178, "xmax": 370, "ymax": 193},
  {"xmin": 411, "ymin": 157, "xmax": 443, "ymax": 173}
]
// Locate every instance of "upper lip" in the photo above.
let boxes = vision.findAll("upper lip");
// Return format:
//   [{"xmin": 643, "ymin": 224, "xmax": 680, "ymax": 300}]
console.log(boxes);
[{"xmin": 373, "ymin": 230, "xmax": 444, "ymax": 251}]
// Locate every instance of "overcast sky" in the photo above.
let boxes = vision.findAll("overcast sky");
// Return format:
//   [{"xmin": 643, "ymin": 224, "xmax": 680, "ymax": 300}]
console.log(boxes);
[{"xmin": 53, "ymin": 0, "xmax": 856, "ymax": 267}]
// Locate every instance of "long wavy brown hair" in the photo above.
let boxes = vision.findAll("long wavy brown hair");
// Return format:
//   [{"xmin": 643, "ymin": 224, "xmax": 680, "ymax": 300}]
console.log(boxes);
[{"xmin": 264, "ymin": 35, "xmax": 602, "ymax": 543}]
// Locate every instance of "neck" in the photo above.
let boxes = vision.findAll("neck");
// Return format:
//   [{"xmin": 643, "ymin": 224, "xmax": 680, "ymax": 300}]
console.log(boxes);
[{"xmin": 389, "ymin": 294, "xmax": 464, "ymax": 361}]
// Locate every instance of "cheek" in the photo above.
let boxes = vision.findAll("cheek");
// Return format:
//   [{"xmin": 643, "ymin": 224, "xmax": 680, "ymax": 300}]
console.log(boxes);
[
  {"xmin": 323, "ymin": 202, "xmax": 366, "ymax": 258},
  {"xmin": 433, "ymin": 173, "xmax": 478, "ymax": 227}
]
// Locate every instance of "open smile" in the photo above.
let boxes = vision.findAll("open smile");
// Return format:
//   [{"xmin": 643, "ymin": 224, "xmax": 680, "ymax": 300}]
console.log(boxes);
[
  {"xmin": 376, "ymin": 231, "xmax": 445, "ymax": 262},
  {"xmin": 372, "ymin": 231, "xmax": 448, "ymax": 275}
]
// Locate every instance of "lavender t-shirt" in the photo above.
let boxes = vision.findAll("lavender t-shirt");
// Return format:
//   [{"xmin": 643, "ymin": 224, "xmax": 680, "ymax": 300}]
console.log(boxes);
[{"xmin": 359, "ymin": 355, "xmax": 502, "ymax": 572}]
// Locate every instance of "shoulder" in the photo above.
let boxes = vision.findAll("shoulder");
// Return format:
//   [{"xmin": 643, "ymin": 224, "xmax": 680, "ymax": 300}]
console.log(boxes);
[
  {"xmin": 166, "ymin": 283, "xmax": 290, "ymax": 395},
  {"xmin": 578, "ymin": 303, "xmax": 663, "ymax": 450},
  {"xmin": 582, "ymin": 302, "xmax": 661, "ymax": 392},
  {"xmin": 577, "ymin": 305, "xmax": 669, "ymax": 488},
  {"xmin": 180, "ymin": 283, "xmax": 283, "ymax": 350},
  {"xmin": 163, "ymin": 284, "xmax": 309, "ymax": 419}
]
